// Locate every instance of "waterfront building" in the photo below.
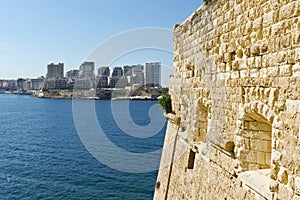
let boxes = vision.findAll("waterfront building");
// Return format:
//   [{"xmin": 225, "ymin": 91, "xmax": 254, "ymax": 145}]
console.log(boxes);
[
  {"xmin": 31, "ymin": 78, "xmax": 44, "ymax": 90},
  {"xmin": 44, "ymin": 79, "xmax": 67, "ymax": 90},
  {"xmin": 23, "ymin": 79, "xmax": 32, "ymax": 91},
  {"xmin": 79, "ymin": 61, "xmax": 95, "ymax": 79},
  {"xmin": 144, "ymin": 62, "xmax": 161, "ymax": 87},
  {"xmin": 46, "ymin": 63, "xmax": 64, "ymax": 79},
  {"xmin": 111, "ymin": 67, "xmax": 123, "ymax": 77},
  {"xmin": 98, "ymin": 66, "xmax": 110, "ymax": 77},
  {"xmin": 123, "ymin": 65, "xmax": 133, "ymax": 76},
  {"xmin": 96, "ymin": 76, "xmax": 109, "ymax": 88},
  {"xmin": 109, "ymin": 76, "xmax": 127, "ymax": 88},
  {"xmin": 73, "ymin": 78, "xmax": 93, "ymax": 90},
  {"xmin": 96, "ymin": 67, "xmax": 110, "ymax": 89},
  {"xmin": 17, "ymin": 78, "xmax": 26, "ymax": 91},
  {"xmin": 130, "ymin": 66, "xmax": 144, "ymax": 86},
  {"xmin": 4, "ymin": 80, "xmax": 17, "ymax": 90},
  {"xmin": 109, "ymin": 76, "xmax": 119, "ymax": 88},
  {"xmin": 116, "ymin": 76, "xmax": 128, "ymax": 88},
  {"xmin": 66, "ymin": 70, "xmax": 79, "ymax": 80}
]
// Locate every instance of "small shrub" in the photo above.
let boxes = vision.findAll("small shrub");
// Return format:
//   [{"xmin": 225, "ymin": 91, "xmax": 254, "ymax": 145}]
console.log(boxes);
[{"xmin": 158, "ymin": 94, "xmax": 172, "ymax": 113}]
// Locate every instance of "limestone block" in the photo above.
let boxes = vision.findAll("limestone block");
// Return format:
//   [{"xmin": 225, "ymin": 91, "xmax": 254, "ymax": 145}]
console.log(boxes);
[
  {"xmin": 235, "ymin": 135, "xmax": 245, "ymax": 148},
  {"xmin": 164, "ymin": 113, "xmax": 181, "ymax": 124},
  {"xmin": 267, "ymin": 66, "xmax": 279, "ymax": 77},
  {"xmin": 243, "ymin": 21, "xmax": 252, "ymax": 36},
  {"xmin": 228, "ymin": 42, "xmax": 237, "ymax": 53},
  {"xmin": 231, "ymin": 71, "xmax": 240, "ymax": 79},
  {"xmin": 294, "ymin": 176, "xmax": 300, "ymax": 195},
  {"xmin": 282, "ymin": 34, "xmax": 291, "ymax": 49},
  {"xmin": 250, "ymin": 139, "xmax": 271, "ymax": 152},
  {"xmin": 277, "ymin": 51, "xmax": 287, "ymax": 63},
  {"xmin": 250, "ymin": 44, "xmax": 260, "ymax": 56},
  {"xmin": 260, "ymin": 68, "xmax": 267, "ymax": 78},
  {"xmin": 245, "ymin": 150, "xmax": 257, "ymax": 163},
  {"xmin": 248, "ymin": 163, "xmax": 259, "ymax": 170},
  {"xmin": 236, "ymin": 15, "xmax": 244, "ymax": 27},
  {"xmin": 271, "ymin": 22, "xmax": 284, "ymax": 37},
  {"xmin": 279, "ymin": 65, "xmax": 292, "ymax": 77},
  {"xmin": 244, "ymin": 47, "xmax": 251, "ymax": 57},
  {"xmin": 206, "ymin": 132, "xmax": 234, "ymax": 152},
  {"xmin": 223, "ymin": 52, "xmax": 232, "ymax": 63},
  {"xmin": 286, "ymin": 99, "xmax": 300, "ymax": 115},
  {"xmin": 263, "ymin": 11, "xmax": 274, "ymax": 27},
  {"xmin": 292, "ymin": 63, "xmax": 300, "ymax": 76},
  {"xmin": 253, "ymin": 17, "xmax": 263, "ymax": 31},
  {"xmin": 267, "ymin": 52, "xmax": 278, "ymax": 66},
  {"xmin": 268, "ymin": 38, "xmax": 275, "ymax": 53},
  {"xmin": 272, "ymin": 150, "xmax": 283, "ymax": 164},
  {"xmin": 257, "ymin": 151, "xmax": 266, "ymax": 165},
  {"xmin": 236, "ymin": 49, "xmax": 243, "ymax": 58},
  {"xmin": 218, "ymin": 72, "xmax": 230, "ymax": 80},
  {"xmin": 234, "ymin": 3, "xmax": 243, "ymax": 17},
  {"xmin": 232, "ymin": 60, "xmax": 239, "ymax": 70},
  {"xmin": 250, "ymin": 69, "xmax": 259, "ymax": 78},
  {"xmin": 287, "ymin": 50, "xmax": 296, "ymax": 64},
  {"xmin": 263, "ymin": 27, "xmax": 272, "ymax": 39},
  {"xmin": 279, "ymin": 2, "xmax": 297, "ymax": 20},
  {"xmin": 255, "ymin": 56, "xmax": 262, "ymax": 68},
  {"xmin": 266, "ymin": 110, "xmax": 275, "ymax": 123},
  {"xmin": 278, "ymin": 167, "xmax": 288, "ymax": 185},
  {"xmin": 260, "ymin": 42, "xmax": 269, "ymax": 54},
  {"xmin": 293, "ymin": 32, "xmax": 300, "ymax": 47},
  {"xmin": 265, "ymin": 153, "xmax": 271, "ymax": 165},
  {"xmin": 248, "ymin": 121, "xmax": 271, "ymax": 131},
  {"xmin": 247, "ymin": 57, "xmax": 255, "ymax": 68}
]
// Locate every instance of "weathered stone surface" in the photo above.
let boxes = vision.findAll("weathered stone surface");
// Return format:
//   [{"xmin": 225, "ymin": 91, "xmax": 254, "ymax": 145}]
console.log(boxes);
[{"xmin": 154, "ymin": 0, "xmax": 300, "ymax": 199}]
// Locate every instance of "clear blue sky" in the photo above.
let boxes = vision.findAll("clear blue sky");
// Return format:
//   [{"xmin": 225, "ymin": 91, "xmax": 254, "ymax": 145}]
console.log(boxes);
[{"xmin": 0, "ymin": 0, "xmax": 203, "ymax": 79}]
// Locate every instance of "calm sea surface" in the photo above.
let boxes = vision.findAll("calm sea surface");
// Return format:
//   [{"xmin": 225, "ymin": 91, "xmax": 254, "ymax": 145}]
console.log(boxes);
[{"xmin": 0, "ymin": 94, "xmax": 166, "ymax": 200}]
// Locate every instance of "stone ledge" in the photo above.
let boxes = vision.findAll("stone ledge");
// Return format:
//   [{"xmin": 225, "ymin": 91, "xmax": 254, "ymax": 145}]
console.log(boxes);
[
  {"xmin": 238, "ymin": 169, "xmax": 277, "ymax": 200},
  {"xmin": 164, "ymin": 113, "xmax": 181, "ymax": 124},
  {"xmin": 206, "ymin": 132, "xmax": 235, "ymax": 153}
]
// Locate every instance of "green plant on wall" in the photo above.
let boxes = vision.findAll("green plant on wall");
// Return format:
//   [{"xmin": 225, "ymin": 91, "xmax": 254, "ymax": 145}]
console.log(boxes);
[{"xmin": 158, "ymin": 94, "xmax": 172, "ymax": 113}]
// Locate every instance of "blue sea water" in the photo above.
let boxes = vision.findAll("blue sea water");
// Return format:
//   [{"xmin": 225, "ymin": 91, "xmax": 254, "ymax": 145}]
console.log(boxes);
[{"xmin": 0, "ymin": 94, "xmax": 166, "ymax": 200}]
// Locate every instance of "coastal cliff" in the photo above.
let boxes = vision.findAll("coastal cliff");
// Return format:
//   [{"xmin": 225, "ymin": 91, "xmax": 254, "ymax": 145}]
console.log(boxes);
[{"xmin": 154, "ymin": 0, "xmax": 300, "ymax": 199}]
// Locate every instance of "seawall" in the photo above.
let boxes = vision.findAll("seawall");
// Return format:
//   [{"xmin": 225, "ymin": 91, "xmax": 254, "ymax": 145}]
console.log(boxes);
[{"xmin": 154, "ymin": 0, "xmax": 300, "ymax": 199}]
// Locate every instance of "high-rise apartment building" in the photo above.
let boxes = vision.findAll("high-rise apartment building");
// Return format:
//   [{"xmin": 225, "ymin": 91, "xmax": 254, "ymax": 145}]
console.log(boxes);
[
  {"xmin": 98, "ymin": 67, "xmax": 110, "ymax": 77},
  {"xmin": 79, "ymin": 61, "xmax": 95, "ymax": 79},
  {"xmin": 46, "ymin": 63, "xmax": 64, "ymax": 79},
  {"xmin": 66, "ymin": 70, "xmax": 79, "ymax": 80},
  {"xmin": 17, "ymin": 78, "xmax": 26, "ymax": 90},
  {"xmin": 31, "ymin": 78, "xmax": 44, "ymax": 90},
  {"xmin": 123, "ymin": 66, "xmax": 133, "ymax": 76},
  {"xmin": 130, "ymin": 66, "xmax": 144, "ymax": 86},
  {"xmin": 96, "ymin": 67, "xmax": 110, "ymax": 88},
  {"xmin": 144, "ymin": 62, "xmax": 161, "ymax": 87},
  {"xmin": 111, "ymin": 67, "xmax": 123, "ymax": 77}
]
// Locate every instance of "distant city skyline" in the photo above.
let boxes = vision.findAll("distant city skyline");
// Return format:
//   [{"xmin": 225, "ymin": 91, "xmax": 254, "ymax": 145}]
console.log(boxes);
[
  {"xmin": 0, "ymin": 0, "xmax": 202, "ymax": 80},
  {"xmin": 0, "ymin": 61, "xmax": 163, "ymax": 91}
]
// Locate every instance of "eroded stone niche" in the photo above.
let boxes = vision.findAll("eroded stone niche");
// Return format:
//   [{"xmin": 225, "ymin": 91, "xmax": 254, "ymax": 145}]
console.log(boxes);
[{"xmin": 236, "ymin": 112, "xmax": 272, "ymax": 172}]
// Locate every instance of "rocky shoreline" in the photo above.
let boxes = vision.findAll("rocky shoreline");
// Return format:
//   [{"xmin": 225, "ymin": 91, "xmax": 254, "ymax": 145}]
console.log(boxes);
[{"xmin": 28, "ymin": 87, "xmax": 169, "ymax": 100}]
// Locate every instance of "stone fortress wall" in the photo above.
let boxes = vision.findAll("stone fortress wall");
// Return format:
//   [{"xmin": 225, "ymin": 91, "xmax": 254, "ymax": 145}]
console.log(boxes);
[{"xmin": 154, "ymin": 0, "xmax": 300, "ymax": 199}]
